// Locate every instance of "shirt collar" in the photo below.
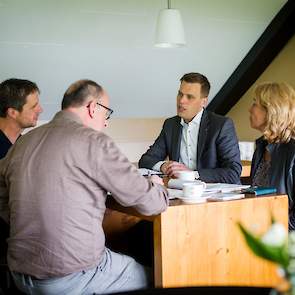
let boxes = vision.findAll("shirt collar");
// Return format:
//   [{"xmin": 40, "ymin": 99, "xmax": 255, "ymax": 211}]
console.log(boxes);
[
  {"xmin": 53, "ymin": 110, "xmax": 83, "ymax": 125},
  {"xmin": 180, "ymin": 108, "xmax": 204, "ymax": 126}
]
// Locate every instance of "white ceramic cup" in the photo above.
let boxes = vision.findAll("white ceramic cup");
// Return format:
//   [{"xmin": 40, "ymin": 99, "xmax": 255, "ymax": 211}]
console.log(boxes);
[
  {"xmin": 176, "ymin": 171, "xmax": 198, "ymax": 181},
  {"xmin": 182, "ymin": 182, "xmax": 206, "ymax": 199}
]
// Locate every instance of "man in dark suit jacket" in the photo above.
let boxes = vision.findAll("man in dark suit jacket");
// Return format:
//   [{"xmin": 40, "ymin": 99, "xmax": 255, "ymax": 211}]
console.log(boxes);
[{"xmin": 139, "ymin": 72, "xmax": 241, "ymax": 184}]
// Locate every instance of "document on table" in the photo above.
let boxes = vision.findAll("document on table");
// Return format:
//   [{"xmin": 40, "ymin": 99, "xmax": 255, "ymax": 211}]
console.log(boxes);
[
  {"xmin": 138, "ymin": 168, "xmax": 163, "ymax": 176},
  {"xmin": 168, "ymin": 179, "xmax": 250, "ymax": 193},
  {"xmin": 167, "ymin": 188, "xmax": 245, "ymax": 201},
  {"xmin": 207, "ymin": 192, "xmax": 245, "ymax": 201},
  {"xmin": 204, "ymin": 183, "xmax": 250, "ymax": 193}
]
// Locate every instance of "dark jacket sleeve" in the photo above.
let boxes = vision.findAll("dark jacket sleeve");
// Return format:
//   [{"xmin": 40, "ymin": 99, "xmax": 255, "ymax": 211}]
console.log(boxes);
[
  {"xmin": 138, "ymin": 120, "xmax": 170, "ymax": 169},
  {"xmin": 198, "ymin": 117, "xmax": 242, "ymax": 184}
]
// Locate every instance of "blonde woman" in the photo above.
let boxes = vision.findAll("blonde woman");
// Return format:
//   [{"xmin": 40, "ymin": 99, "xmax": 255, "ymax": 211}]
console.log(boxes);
[{"xmin": 249, "ymin": 82, "xmax": 295, "ymax": 230}]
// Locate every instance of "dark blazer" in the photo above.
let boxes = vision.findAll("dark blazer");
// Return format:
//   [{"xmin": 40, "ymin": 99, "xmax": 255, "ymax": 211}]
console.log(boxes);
[
  {"xmin": 139, "ymin": 110, "xmax": 242, "ymax": 184},
  {"xmin": 251, "ymin": 137, "xmax": 295, "ymax": 230}
]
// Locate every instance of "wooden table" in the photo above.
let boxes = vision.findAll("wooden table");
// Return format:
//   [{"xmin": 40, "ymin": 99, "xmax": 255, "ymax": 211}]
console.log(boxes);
[{"xmin": 105, "ymin": 195, "xmax": 288, "ymax": 288}]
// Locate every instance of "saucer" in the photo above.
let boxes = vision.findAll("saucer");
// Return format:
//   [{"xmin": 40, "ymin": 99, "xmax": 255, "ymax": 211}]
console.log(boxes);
[{"xmin": 178, "ymin": 196, "xmax": 207, "ymax": 204}]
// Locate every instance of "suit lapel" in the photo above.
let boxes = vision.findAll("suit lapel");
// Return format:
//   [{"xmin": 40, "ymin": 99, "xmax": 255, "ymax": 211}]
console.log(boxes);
[
  {"xmin": 197, "ymin": 110, "xmax": 209, "ymax": 164},
  {"xmin": 171, "ymin": 117, "xmax": 182, "ymax": 161}
]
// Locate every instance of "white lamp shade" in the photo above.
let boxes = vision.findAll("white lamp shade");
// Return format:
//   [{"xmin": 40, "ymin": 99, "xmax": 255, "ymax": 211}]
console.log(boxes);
[{"xmin": 155, "ymin": 8, "xmax": 186, "ymax": 48}]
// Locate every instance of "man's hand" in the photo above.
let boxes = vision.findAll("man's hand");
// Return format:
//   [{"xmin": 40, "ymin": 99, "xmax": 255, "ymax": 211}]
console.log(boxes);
[
  {"xmin": 150, "ymin": 175, "xmax": 164, "ymax": 186},
  {"xmin": 161, "ymin": 161, "xmax": 191, "ymax": 178},
  {"xmin": 160, "ymin": 161, "xmax": 173, "ymax": 175}
]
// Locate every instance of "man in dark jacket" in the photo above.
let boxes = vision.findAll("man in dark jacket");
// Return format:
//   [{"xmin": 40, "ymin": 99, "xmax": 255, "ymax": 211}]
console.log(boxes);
[{"xmin": 139, "ymin": 72, "xmax": 241, "ymax": 184}]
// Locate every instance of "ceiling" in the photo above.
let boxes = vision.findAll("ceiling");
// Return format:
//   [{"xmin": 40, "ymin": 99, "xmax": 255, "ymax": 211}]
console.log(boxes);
[{"xmin": 0, "ymin": 0, "xmax": 287, "ymax": 119}]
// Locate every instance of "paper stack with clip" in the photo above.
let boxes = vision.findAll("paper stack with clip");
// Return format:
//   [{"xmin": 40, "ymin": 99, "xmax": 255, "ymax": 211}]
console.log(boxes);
[{"xmin": 207, "ymin": 192, "xmax": 245, "ymax": 202}]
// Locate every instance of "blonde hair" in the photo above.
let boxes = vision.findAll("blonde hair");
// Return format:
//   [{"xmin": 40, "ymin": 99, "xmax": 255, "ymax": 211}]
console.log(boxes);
[{"xmin": 254, "ymin": 82, "xmax": 295, "ymax": 143}]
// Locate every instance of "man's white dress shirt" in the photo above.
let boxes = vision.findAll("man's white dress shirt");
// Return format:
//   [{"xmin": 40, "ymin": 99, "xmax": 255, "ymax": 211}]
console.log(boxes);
[{"xmin": 153, "ymin": 109, "xmax": 203, "ymax": 172}]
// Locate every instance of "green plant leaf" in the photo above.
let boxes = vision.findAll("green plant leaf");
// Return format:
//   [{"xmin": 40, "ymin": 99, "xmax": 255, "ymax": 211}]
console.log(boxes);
[{"xmin": 238, "ymin": 223, "xmax": 289, "ymax": 268}]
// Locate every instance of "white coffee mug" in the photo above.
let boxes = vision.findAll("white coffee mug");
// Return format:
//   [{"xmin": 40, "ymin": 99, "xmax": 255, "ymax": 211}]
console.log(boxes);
[
  {"xmin": 176, "ymin": 171, "xmax": 198, "ymax": 181},
  {"xmin": 182, "ymin": 182, "xmax": 206, "ymax": 199}
]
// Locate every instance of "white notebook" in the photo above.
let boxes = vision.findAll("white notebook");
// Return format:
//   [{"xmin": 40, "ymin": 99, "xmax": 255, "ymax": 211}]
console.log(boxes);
[
  {"xmin": 138, "ymin": 168, "xmax": 163, "ymax": 176},
  {"xmin": 207, "ymin": 192, "xmax": 245, "ymax": 201},
  {"xmin": 167, "ymin": 179, "xmax": 250, "ymax": 193}
]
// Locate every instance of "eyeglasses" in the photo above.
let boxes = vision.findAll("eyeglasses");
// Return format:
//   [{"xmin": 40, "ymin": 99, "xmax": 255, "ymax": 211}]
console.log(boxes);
[{"xmin": 96, "ymin": 103, "xmax": 113, "ymax": 120}]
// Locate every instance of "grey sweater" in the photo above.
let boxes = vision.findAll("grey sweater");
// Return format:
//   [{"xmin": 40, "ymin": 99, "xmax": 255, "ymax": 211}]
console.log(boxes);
[{"xmin": 0, "ymin": 110, "xmax": 168, "ymax": 279}]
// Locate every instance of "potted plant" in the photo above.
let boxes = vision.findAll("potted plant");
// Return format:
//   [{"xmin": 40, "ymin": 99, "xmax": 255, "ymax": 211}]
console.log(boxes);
[{"xmin": 239, "ymin": 221, "xmax": 295, "ymax": 295}]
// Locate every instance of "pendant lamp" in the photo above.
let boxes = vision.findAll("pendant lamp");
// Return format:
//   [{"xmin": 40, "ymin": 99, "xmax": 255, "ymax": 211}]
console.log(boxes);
[{"xmin": 154, "ymin": 0, "xmax": 186, "ymax": 48}]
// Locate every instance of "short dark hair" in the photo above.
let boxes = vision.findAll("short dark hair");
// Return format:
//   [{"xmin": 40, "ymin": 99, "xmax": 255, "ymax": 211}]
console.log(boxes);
[
  {"xmin": 62, "ymin": 80, "xmax": 103, "ymax": 109},
  {"xmin": 180, "ymin": 72, "xmax": 210, "ymax": 98},
  {"xmin": 0, "ymin": 78, "xmax": 39, "ymax": 118}
]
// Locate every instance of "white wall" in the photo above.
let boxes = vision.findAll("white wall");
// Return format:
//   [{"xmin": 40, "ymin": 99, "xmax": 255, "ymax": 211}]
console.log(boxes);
[
  {"xmin": 23, "ymin": 118, "xmax": 166, "ymax": 162},
  {"xmin": 0, "ymin": 0, "xmax": 286, "ymax": 120}
]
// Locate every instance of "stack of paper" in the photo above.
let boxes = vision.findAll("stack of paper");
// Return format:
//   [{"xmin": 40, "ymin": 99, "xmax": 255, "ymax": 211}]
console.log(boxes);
[
  {"xmin": 167, "ymin": 179, "xmax": 250, "ymax": 193},
  {"xmin": 138, "ymin": 168, "xmax": 163, "ymax": 176},
  {"xmin": 204, "ymin": 183, "xmax": 250, "ymax": 193},
  {"xmin": 167, "ymin": 189, "xmax": 245, "ymax": 202},
  {"xmin": 207, "ymin": 192, "xmax": 245, "ymax": 201}
]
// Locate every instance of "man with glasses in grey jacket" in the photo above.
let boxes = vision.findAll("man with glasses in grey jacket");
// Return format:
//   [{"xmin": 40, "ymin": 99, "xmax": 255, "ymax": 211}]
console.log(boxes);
[{"xmin": 0, "ymin": 79, "xmax": 169, "ymax": 294}]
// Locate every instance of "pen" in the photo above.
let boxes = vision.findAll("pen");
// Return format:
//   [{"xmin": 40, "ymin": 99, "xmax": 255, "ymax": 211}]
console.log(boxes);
[{"xmin": 147, "ymin": 171, "xmax": 151, "ymax": 178}]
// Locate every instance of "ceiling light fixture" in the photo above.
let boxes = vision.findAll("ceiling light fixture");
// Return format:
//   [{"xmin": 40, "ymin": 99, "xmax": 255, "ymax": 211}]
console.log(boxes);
[{"xmin": 154, "ymin": 0, "xmax": 186, "ymax": 48}]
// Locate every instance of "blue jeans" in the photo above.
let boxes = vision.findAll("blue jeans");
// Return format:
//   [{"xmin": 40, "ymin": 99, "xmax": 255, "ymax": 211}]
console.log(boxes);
[{"xmin": 11, "ymin": 248, "xmax": 151, "ymax": 294}]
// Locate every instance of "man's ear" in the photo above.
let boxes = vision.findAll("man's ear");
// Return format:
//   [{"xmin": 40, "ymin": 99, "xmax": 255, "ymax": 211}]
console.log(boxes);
[
  {"xmin": 6, "ymin": 107, "xmax": 19, "ymax": 120},
  {"xmin": 202, "ymin": 97, "xmax": 208, "ymax": 108},
  {"xmin": 87, "ymin": 101, "xmax": 96, "ymax": 119}
]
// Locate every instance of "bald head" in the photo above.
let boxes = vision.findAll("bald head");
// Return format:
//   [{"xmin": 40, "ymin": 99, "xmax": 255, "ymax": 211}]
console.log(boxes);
[{"xmin": 61, "ymin": 80, "xmax": 103, "ymax": 110}]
